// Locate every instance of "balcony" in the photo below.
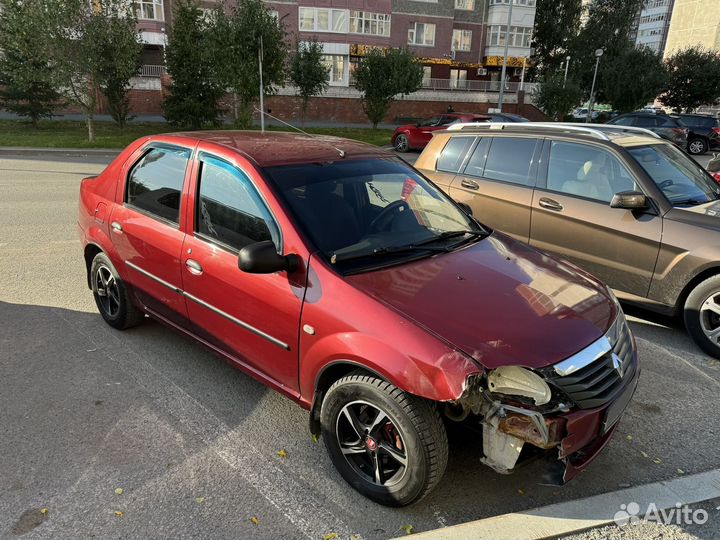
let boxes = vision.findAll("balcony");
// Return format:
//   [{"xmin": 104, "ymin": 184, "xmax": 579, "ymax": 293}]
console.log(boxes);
[
  {"xmin": 139, "ymin": 65, "xmax": 167, "ymax": 78},
  {"xmin": 420, "ymin": 78, "xmax": 534, "ymax": 93}
]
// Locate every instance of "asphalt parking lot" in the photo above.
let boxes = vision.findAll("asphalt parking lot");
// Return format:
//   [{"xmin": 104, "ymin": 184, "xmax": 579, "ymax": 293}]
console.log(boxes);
[{"xmin": 1, "ymin": 151, "xmax": 720, "ymax": 539}]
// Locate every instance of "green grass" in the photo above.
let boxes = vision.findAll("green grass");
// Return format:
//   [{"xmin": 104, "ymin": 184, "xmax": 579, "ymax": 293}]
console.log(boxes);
[{"xmin": 0, "ymin": 119, "xmax": 394, "ymax": 149}]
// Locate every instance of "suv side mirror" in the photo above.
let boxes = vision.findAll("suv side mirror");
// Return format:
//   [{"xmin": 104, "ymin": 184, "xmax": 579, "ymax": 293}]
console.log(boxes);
[
  {"xmin": 610, "ymin": 191, "xmax": 648, "ymax": 210},
  {"xmin": 239, "ymin": 241, "xmax": 299, "ymax": 274}
]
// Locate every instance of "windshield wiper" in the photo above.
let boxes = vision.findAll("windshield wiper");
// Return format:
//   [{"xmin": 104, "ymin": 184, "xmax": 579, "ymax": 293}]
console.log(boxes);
[
  {"xmin": 414, "ymin": 229, "xmax": 487, "ymax": 246},
  {"xmin": 674, "ymin": 198, "xmax": 711, "ymax": 206},
  {"xmin": 331, "ymin": 243, "xmax": 451, "ymax": 264}
]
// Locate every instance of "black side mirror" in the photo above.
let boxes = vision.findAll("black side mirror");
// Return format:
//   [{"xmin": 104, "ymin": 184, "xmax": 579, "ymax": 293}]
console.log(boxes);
[
  {"xmin": 457, "ymin": 202, "xmax": 473, "ymax": 216},
  {"xmin": 238, "ymin": 241, "xmax": 299, "ymax": 274},
  {"xmin": 610, "ymin": 191, "xmax": 648, "ymax": 210}
]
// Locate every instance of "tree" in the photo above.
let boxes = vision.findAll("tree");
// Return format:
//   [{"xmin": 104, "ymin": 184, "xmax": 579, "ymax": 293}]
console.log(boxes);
[
  {"xmin": 531, "ymin": 0, "xmax": 582, "ymax": 76},
  {"xmin": 0, "ymin": 0, "xmax": 61, "ymax": 127},
  {"xmin": 601, "ymin": 45, "xmax": 667, "ymax": 112},
  {"xmin": 532, "ymin": 72, "xmax": 583, "ymax": 120},
  {"xmin": 355, "ymin": 48, "xmax": 423, "ymax": 128},
  {"xmin": 214, "ymin": 0, "xmax": 288, "ymax": 127},
  {"xmin": 48, "ymin": 0, "xmax": 142, "ymax": 141},
  {"xmin": 163, "ymin": 0, "xmax": 226, "ymax": 128},
  {"xmin": 289, "ymin": 39, "xmax": 329, "ymax": 125},
  {"xmin": 661, "ymin": 46, "xmax": 720, "ymax": 112}
]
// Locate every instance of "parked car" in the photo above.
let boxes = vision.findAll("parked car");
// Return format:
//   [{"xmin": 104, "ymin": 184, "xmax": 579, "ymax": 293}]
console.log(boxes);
[
  {"xmin": 676, "ymin": 113, "xmax": 720, "ymax": 155},
  {"xmin": 416, "ymin": 122, "xmax": 720, "ymax": 358},
  {"xmin": 571, "ymin": 108, "xmax": 600, "ymax": 121},
  {"xmin": 392, "ymin": 113, "xmax": 489, "ymax": 152},
  {"xmin": 605, "ymin": 112, "xmax": 688, "ymax": 149},
  {"xmin": 486, "ymin": 112, "xmax": 530, "ymax": 123},
  {"xmin": 79, "ymin": 131, "xmax": 637, "ymax": 506}
]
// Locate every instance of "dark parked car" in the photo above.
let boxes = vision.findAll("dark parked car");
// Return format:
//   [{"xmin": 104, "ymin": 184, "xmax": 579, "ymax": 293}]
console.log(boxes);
[
  {"xmin": 392, "ymin": 113, "xmax": 489, "ymax": 152},
  {"xmin": 417, "ymin": 121, "xmax": 720, "ymax": 358},
  {"xmin": 79, "ymin": 131, "xmax": 636, "ymax": 506},
  {"xmin": 677, "ymin": 114, "xmax": 720, "ymax": 155},
  {"xmin": 486, "ymin": 112, "xmax": 530, "ymax": 122},
  {"xmin": 605, "ymin": 112, "xmax": 688, "ymax": 149}
]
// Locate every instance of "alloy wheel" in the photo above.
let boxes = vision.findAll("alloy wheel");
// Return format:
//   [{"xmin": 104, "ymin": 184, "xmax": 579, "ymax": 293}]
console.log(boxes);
[
  {"xmin": 395, "ymin": 135, "xmax": 409, "ymax": 152},
  {"xmin": 699, "ymin": 292, "xmax": 720, "ymax": 344},
  {"xmin": 95, "ymin": 265, "xmax": 120, "ymax": 318},
  {"xmin": 336, "ymin": 400, "xmax": 408, "ymax": 487},
  {"xmin": 689, "ymin": 139, "xmax": 705, "ymax": 155}
]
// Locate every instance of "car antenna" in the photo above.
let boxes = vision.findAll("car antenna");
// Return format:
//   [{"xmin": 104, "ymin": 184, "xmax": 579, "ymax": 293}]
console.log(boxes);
[{"xmin": 253, "ymin": 107, "xmax": 345, "ymax": 158}]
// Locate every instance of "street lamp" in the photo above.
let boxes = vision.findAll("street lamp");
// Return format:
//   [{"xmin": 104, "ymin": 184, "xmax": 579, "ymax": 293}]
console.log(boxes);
[
  {"xmin": 497, "ymin": 0, "xmax": 514, "ymax": 112},
  {"xmin": 563, "ymin": 55, "xmax": 571, "ymax": 88},
  {"xmin": 586, "ymin": 48, "xmax": 603, "ymax": 124}
]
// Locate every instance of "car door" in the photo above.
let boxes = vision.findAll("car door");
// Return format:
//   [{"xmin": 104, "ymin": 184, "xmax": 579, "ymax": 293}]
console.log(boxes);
[
  {"xmin": 109, "ymin": 143, "xmax": 193, "ymax": 328},
  {"xmin": 448, "ymin": 135, "xmax": 541, "ymax": 242},
  {"xmin": 180, "ymin": 150, "xmax": 306, "ymax": 393},
  {"xmin": 529, "ymin": 139, "xmax": 662, "ymax": 297}
]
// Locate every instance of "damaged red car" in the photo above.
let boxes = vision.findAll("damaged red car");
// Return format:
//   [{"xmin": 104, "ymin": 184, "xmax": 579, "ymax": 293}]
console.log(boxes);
[{"xmin": 78, "ymin": 132, "xmax": 639, "ymax": 506}]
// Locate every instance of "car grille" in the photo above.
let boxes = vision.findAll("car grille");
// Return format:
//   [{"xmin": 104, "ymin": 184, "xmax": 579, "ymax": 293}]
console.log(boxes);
[{"xmin": 546, "ymin": 314, "xmax": 637, "ymax": 410}]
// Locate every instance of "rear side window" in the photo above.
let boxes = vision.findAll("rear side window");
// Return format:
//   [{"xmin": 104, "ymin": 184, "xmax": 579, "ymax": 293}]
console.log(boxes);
[
  {"xmin": 612, "ymin": 116, "xmax": 635, "ymax": 126},
  {"xmin": 436, "ymin": 136, "xmax": 475, "ymax": 173},
  {"xmin": 656, "ymin": 116, "xmax": 679, "ymax": 127},
  {"xmin": 481, "ymin": 137, "xmax": 538, "ymax": 186},
  {"xmin": 126, "ymin": 146, "xmax": 191, "ymax": 224},
  {"xmin": 634, "ymin": 116, "xmax": 655, "ymax": 127},
  {"xmin": 196, "ymin": 156, "xmax": 279, "ymax": 251}
]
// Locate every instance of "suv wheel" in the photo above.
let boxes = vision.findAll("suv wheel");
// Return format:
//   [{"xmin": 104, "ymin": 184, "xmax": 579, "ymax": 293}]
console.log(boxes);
[
  {"xmin": 684, "ymin": 275, "xmax": 720, "ymax": 358},
  {"xmin": 91, "ymin": 252, "xmax": 145, "ymax": 330},
  {"xmin": 394, "ymin": 134, "xmax": 410, "ymax": 153},
  {"xmin": 688, "ymin": 138, "xmax": 708, "ymax": 155},
  {"xmin": 320, "ymin": 373, "xmax": 448, "ymax": 506}
]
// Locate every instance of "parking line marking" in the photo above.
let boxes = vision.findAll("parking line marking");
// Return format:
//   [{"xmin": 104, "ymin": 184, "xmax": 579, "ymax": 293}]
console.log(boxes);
[
  {"xmin": 57, "ymin": 313, "xmax": 360, "ymax": 540},
  {"xmin": 398, "ymin": 469, "xmax": 720, "ymax": 540}
]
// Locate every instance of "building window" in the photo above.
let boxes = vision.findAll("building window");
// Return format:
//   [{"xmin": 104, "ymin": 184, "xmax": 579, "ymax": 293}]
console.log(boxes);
[
  {"xmin": 135, "ymin": 0, "xmax": 164, "ymax": 21},
  {"xmin": 349, "ymin": 11, "xmax": 391, "ymax": 37},
  {"xmin": 449, "ymin": 69, "xmax": 467, "ymax": 89},
  {"xmin": 489, "ymin": 0, "xmax": 536, "ymax": 5},
  {"xmin": 298, "ymin": 7, "xmax": 348, "ymax": 33},
  {"xmin": 408, "ymin": 22, "xmax": 436, "ymax": 46},
  {"xmin": 322, "ymin": 54, "xmax": 348, "ymax": 86},
  {"xmin": 454, "ymin": 0, "xmax": 475, "ymax": 9},
  {"xmin": 487, "ymin": 25, "xmax": 532, "ymax": 48},
  {"xmin": 452, "ymin": 29, "xmax": 472, "ymax": 51}
]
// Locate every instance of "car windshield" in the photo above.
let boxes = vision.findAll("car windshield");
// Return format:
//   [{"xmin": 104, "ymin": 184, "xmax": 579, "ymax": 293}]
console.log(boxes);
[
  {"xmin": 264, "ymin": 158, "xmax": 485, "ymax": 271},
  {"xmin": 628, "ymin": 144, "xmax": 720, "ymax": 206}
]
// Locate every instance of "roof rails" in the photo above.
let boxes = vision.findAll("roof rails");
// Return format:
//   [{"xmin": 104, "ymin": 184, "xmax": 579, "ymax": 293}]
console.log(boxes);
[{"xmin": 445, "ymin": 122, "xmax": 661, "ymax": 140}]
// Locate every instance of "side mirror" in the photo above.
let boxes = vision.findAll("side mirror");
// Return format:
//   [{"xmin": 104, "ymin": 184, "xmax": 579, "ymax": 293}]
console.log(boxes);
[
  {"xmin": 457, "ymin": 202, "xmax": 473, "ymax": 216},
  {"xmin": 238, "ymin": 240, "xmax": 299, "ymax": 274},
  {"xmin": 610, "ymin": 191, "xmax": 648, "ymax": 210}
]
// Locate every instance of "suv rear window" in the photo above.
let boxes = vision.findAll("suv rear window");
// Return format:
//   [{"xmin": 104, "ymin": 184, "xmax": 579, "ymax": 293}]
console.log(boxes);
[
  {"xmin": 682, "ymin": 116, "xmax": 717, "ymax": 128},
  {"xmin": 436, "ymin": 136, "xmax": 476, "ymax": 173},
  {"xmin": 480, "ymin": 137, "xmax": 538, "ymax": 186}
]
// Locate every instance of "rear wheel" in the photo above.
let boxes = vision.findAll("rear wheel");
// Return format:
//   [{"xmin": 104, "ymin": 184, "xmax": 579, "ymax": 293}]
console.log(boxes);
[
  {"xmin": 320, "ymin": 373, "xmax": 448, "ymax": 506},
  {"xmin": 684, "ymin": 275, "xmax": 720, "ymax": 358},
  {"xmin": 688, "ymin": 138, "xmax": 708, "ymax": 155},
  {"xmin": 394, "ymin": 134, "xmax": 410, "ymax": 153},
  {"xmin": 91, "ymin": 252, "xmax": 144, "ymax": 330}
]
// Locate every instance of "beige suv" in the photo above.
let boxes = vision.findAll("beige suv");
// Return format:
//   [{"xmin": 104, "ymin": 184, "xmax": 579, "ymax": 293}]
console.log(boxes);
[{"xmin": 416, "ymin": 122, "xmax": 720, "ymax": 358}]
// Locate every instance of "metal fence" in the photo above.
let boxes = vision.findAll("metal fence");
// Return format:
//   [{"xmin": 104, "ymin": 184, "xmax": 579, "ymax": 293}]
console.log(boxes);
[
  {"xmin": 139, "ymin": 65, "xmax": 167, "ymax": 78},
  {"xmin": 419, "ymin": 78, "xmax": 535, "ymax": 93}
]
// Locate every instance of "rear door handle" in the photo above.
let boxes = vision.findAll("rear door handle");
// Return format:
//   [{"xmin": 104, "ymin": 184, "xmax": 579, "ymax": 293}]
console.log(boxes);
[
  {"xmin": 538, "ymin": 197, "xmax": 563, "ymax": 212},
  {"xmin": 111, "ymin": 221, "xmax": 123, "ymax": 233},
  {"xmin": 185, "ymin": 259, "xmax": 203, "ymax": 275},
  {"xmin": 461, "ymin": 179, "xmax": 480, "ymax": 190}
]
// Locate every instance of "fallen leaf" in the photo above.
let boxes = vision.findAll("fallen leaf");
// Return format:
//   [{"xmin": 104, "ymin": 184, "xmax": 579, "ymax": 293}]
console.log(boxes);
[
  {"xmin": 323, "ymin": 534, "xmax": 338, "ymax": 540},
  {"xmin": 250, "ymin": 516, "xmax": 260, "ymax": 526},
  {"xmin": 195, "ymin": 497, "xmax": 205, "ymax": 504},
  {"xmin": 114, "ymin": 511, "xmax": 124, "ymax": 518},
  {"xmin": 517, "ymin": 489, "xmax": 525, "ymax": 496},
  {"xmin": 626, "ymin": 435, "xmax": 633, "ymax": 441},
  {"xmin": 277, "ymin": 449, "xmax": 288, "ymax": 458},
  {"xmin": 115, "ymin": 488, "xmax": 124, "ymax": 495},
  {"xmin": 40, "ymin": 508, "xmax": 49, "ymax": 515},
  {"xmin": 640, "ymin": 451, "xmax": 649, "ymax": 458},
  {"xmin": 350, "ymin": 535, "xmax": 361, "ymax": 540},
  {"xmin": 311, "ymin": 434, "xmax": 319, "ymax": 443},
  {"xmin": 677, "ymin": 468, "xmax": 685, "ymax": 474},
  {"xmin": 653, "ymin": 458, "xmax": 663, "ymax": 464},
  {"xmin": 399, "ymin": 524, "xmax": 414, "ymax": 535}
]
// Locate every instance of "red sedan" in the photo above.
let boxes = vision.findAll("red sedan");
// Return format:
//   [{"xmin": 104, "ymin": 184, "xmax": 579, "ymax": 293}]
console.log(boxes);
[
  {"xmin": 392, "ymin": 113, "xmax": 490, "ymax": 152},
  {"xmin": 79, "ymin": 131, "xmax": 638, "ymax": 506}
]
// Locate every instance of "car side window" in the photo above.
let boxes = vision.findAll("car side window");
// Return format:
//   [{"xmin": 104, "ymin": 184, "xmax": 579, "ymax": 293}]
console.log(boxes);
[
  {"xmin": 634, "ymin": 116, "xmax": 656, "ymax": 128},
  {"xmin": 196, "ymin": 156, "xmax": 280, "ymax": 251},
  {"xmin": 436, "ymin": 136, "xmax": 476, "ymax": 173},
  {"xmin": 479, "ymin": 137, "xmax": 538, "ymax": 186},
  {"xmin": 546, "ymin": 141, "xmax": 637, "ymax": 203},
  {"xmin": 126, "ymin": 146, "xmax": 191, "ymax": 224},
  {"xmin": 612, "ymin": 116, "xmax": 634, "ymax": 126}
]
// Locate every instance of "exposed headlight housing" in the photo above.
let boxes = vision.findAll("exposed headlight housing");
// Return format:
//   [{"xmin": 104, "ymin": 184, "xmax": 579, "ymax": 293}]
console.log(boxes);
[{"xmin": 487, "ymin": 366, "xmax": 552, "ymax": 406}]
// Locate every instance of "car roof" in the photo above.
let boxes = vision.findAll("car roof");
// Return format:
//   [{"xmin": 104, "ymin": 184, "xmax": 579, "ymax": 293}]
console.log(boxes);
[{"xmin": 165, "ymin": 130, "xmax": 389, "ymax": 167}]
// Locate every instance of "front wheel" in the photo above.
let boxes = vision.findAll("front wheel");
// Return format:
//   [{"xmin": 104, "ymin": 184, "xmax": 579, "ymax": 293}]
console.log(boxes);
[
  {"xmin": 684, "ymin": 275, "xmax": 720, "ymax": 358},
  {"xmin": 320, "ymin": 373, "xmax": 448, "ymax": 506},
  {"xmin": 688, "ymin": 138, "xmax": 708, "ymax": 155},
  {"xmin": 394, "ymin": 134, "xmax": 410, "ymax": 153}
]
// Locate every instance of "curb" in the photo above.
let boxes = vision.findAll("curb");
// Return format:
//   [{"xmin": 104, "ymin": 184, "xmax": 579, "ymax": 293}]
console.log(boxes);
[
  {"xmin": 0, "ymin": 147, "xmax": 122, "ymax": 158},
  {"xmin": 396, "ymin": 468, "xmax": 720, "ymax": 540}
]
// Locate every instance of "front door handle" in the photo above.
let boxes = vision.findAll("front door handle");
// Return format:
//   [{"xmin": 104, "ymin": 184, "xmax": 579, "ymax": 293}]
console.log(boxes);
[
  {"xmin": 111, "ymin": 221, "xmax": 123, "ymax": 233},
  {"xmin": 539, "ymin": 197, "xmax": 563, "ymax": 212},
  {"xmin": 461, "ymin": 179, "xmax": 480, "ymax": 190},
  {"xmin": 185, "ymin": 259, "xmax": 203, "ymax": 275}
]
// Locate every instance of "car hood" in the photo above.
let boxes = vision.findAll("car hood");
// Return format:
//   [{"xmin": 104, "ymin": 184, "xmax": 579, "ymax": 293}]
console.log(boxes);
[
  {"xmin": 345, "ymin": 233, "xmax": 616, "ymax": 370},
  {"xmin": 666, "ymin": 201, "xmax": 720, "ymax": 227}
]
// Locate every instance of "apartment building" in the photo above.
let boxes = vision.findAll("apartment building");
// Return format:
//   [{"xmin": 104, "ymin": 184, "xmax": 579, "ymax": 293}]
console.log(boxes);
[
  {"xmin": 663, "ymin": 0, "xmax": 720, "ymax": 57},
  {"xmin": 629, "ymin": 0, "xmax": 675, "ymax": 55}
]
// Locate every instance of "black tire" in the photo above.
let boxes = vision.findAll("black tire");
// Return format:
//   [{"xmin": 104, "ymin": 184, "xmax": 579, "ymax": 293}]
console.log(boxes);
[
  {"xmin": 688, "ymin": 137, "xmax": 708, "ymax": 155},
  {"xmin": 684, "ymin": 274, "xmax": 720, "ymax": 358},
  {"xmin": 320, "ymin": 373, "xmax": 448, "ymax": 506},
  {"xmin": 90, "ymin": 252, "xmax": 145, "ymax": 330},
  {"xmin": 394, "ymin": 134, "xmax": 410, "ymax": 153}
]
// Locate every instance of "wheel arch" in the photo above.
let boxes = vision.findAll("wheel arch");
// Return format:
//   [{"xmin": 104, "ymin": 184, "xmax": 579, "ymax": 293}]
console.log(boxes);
[
  {"xmin": 676, "ymin": 265, "xmax": 720, "ymax": 313},
  {"xmin": 84, "ymin": 243, "xmax": 104, "ymax": 288}
]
